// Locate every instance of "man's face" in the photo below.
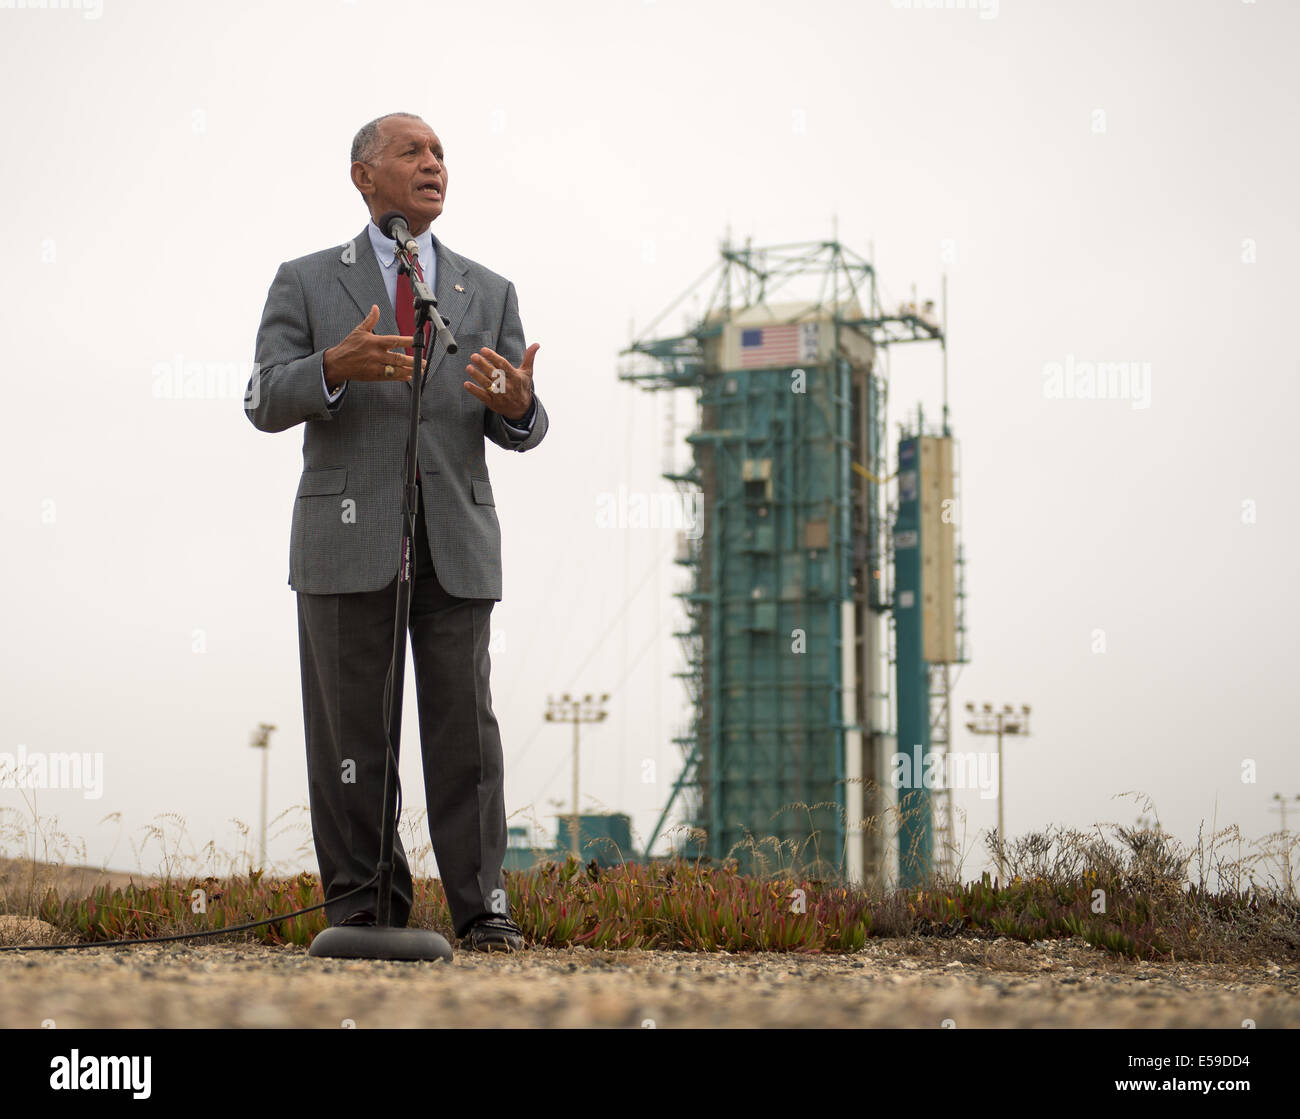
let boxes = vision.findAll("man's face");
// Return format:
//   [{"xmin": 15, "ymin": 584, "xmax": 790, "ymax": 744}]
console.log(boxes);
[{"xmin": 352, "ymin": 117, "xmax": 447, "ymax": 235}]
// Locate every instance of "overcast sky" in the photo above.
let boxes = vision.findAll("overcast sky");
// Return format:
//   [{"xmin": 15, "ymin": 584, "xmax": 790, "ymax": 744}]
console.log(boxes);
[{"xmin": 1, "ymin": 0, "xmax": 1296, "ymax": 888}]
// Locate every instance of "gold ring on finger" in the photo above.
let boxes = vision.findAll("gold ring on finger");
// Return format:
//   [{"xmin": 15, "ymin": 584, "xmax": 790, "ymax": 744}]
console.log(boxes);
[{"xmin": 384, "ymin": 365, "xmax": 396, "ymax": 378}]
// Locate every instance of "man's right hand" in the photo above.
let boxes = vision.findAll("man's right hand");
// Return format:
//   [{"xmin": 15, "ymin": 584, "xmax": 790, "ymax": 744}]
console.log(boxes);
[{"xmin": 323, "ymin": 305, "xmax": 415, "ymax": 389}]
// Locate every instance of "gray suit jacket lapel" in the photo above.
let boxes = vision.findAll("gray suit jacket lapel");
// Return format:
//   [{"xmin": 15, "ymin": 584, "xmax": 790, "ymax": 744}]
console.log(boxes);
[
  {"xmin": 338, "ymin": 227, "xmax": 396, "ymax": 334},
  {"xmin": 336, "ymin": 225, "xmax": 474, "ymax": 392}
]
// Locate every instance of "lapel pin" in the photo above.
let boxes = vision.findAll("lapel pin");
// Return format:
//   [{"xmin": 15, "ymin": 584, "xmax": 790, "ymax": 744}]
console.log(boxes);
[{"xmin": 454, "ymin": 283, "xmax": 465, "ymax": 293}]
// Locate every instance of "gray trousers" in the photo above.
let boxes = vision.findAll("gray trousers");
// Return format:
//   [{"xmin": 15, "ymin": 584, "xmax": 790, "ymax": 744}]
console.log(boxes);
[{"xmin": 295, "ymin": 479, "xmax": 508, "ymax": 937}]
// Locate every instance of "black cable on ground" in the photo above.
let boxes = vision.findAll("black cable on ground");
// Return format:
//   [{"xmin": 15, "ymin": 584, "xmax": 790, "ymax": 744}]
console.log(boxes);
[{"xmin": 0, "ymin": 871, "xmax": 383, "ymax": 953}]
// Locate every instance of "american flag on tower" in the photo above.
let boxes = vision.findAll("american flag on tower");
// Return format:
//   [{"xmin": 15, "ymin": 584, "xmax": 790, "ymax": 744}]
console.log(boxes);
[{"xmin": 738, "ymin": 322, "xmax": 820, "ymax": 367}]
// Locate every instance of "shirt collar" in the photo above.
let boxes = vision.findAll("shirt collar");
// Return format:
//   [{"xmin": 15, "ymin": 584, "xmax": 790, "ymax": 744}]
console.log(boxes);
[{"xmin": 367, "ymin": 220, "xmax": 434, "ymax": 271}]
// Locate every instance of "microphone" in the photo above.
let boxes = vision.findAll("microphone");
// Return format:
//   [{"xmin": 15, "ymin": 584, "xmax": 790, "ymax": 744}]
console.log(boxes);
[
  {"xmin": 377, "ymin": 209, "xmax": 456, "ymax": 361},
  {"xmin": 378, "ymin": 210, "xmax": 418, "ymax": 255}
]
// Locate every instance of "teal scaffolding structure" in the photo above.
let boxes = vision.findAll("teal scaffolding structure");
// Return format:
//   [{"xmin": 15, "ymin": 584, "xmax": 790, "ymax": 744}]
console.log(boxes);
[{"xmin": 618, "ymin": 238, "xmax": 950, "ymax": 881}]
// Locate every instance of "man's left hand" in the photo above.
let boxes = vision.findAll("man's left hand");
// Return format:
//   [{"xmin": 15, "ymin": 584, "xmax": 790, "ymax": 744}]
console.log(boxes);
[{"xmin": 464, "ymin": 343, "xmax": 538, "ymax": 422}]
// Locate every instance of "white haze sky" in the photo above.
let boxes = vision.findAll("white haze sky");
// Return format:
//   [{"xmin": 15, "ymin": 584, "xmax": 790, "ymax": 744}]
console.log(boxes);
[{"xmin": 1, "ymin": 0, "xmax": 1296, "ymax": 886}]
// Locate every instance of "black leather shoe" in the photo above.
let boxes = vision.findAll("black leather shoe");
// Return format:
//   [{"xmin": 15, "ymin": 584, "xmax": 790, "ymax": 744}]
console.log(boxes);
[
  {"xmin": 338, "ymin": 909, "xmax": 376, "ymax": 927},
  {"xmin": 460, "ymin": 916, "xmax": 524, "ymax": 952}
]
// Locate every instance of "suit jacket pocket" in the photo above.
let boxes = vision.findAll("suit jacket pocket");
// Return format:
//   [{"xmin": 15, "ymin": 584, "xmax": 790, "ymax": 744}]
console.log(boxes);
[
  {"xmin": 297, "ymin": 466, "xmax": 348, "ymax": 497},
  {"xmin": 291, "ymin": 467, "xmax": 351, "ymax": 589},
  {"xmin": 471, "ymin": 478, "xmax": 494, "ymax": 506}
]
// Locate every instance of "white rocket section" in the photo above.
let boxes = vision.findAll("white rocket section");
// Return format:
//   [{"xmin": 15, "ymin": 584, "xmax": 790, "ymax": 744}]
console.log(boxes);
[{"xmin": 842, "ymin": 599, "xmax": 863, "ymax": 884}]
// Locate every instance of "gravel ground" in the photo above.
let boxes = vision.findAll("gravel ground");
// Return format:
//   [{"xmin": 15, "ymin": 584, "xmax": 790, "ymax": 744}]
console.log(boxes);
[{"xmin": 1, "ymin": 932, "xmax": 1296, "ymax": 1028}]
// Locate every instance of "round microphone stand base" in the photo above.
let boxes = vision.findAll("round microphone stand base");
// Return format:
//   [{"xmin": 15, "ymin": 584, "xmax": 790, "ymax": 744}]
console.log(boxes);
[{"xmin": 308, "ymin": 925, "xmax": 453, "ymax": 962}]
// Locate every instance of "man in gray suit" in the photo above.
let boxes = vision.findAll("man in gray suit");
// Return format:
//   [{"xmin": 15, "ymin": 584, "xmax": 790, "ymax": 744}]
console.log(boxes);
[{"xmin": 244, "ymin": 112, "xmax": 548, "ymax": 951}]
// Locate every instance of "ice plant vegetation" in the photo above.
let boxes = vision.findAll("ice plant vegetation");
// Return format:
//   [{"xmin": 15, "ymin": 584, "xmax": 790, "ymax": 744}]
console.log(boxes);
[{"xmin": 28, "ymin": 835, "xmax": 1299, "ymax": 962}]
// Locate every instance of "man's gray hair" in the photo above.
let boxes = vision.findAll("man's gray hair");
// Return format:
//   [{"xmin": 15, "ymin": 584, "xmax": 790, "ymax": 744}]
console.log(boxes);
[{"xmin": 351, "ymin": 113, "xmax": 424, "ymax": 164}]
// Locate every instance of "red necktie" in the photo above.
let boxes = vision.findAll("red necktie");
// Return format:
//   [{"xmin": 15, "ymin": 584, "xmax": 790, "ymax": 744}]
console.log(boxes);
[
  {"xmin": 395, "ymin": 257, "xmax": 428, "ymax": 481},
  {"xmin": 394, "ymin": 254, "xmax": 424, "ymax": 352}
]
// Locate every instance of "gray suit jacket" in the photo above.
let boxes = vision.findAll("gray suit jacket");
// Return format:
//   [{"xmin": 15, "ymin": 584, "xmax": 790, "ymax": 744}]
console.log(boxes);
[{"xmin": 245, "ymin": 226, "xmax": 548, "ymax": 600}]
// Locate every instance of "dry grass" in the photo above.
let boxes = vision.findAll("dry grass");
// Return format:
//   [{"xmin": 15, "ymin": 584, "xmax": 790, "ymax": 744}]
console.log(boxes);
[{"xmin": 2, "ymin": 789, "xmax": 1296, "ymax": 962}]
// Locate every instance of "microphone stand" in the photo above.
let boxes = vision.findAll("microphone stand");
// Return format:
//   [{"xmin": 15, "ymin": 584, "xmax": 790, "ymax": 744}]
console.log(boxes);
[{"xmin": 309, "ymin": 240, "xmax": 458, "ymax": 963}]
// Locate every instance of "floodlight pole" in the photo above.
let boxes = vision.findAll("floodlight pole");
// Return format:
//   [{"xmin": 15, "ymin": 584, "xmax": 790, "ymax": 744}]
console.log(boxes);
[
  {"xmin": 1271, "ymin": 793, "xmax": 1300, "ymax": 895},
  {"xmin": 248, "ymin": 722, "xmax": 276, "ymax": 868},
  {"xmin": 965, "ymin": 702, "xmax": 1031, "ymax": 883},
  {"xmin": 545, "ymin": 693, "xmax": 610, "ymax": 857}
]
